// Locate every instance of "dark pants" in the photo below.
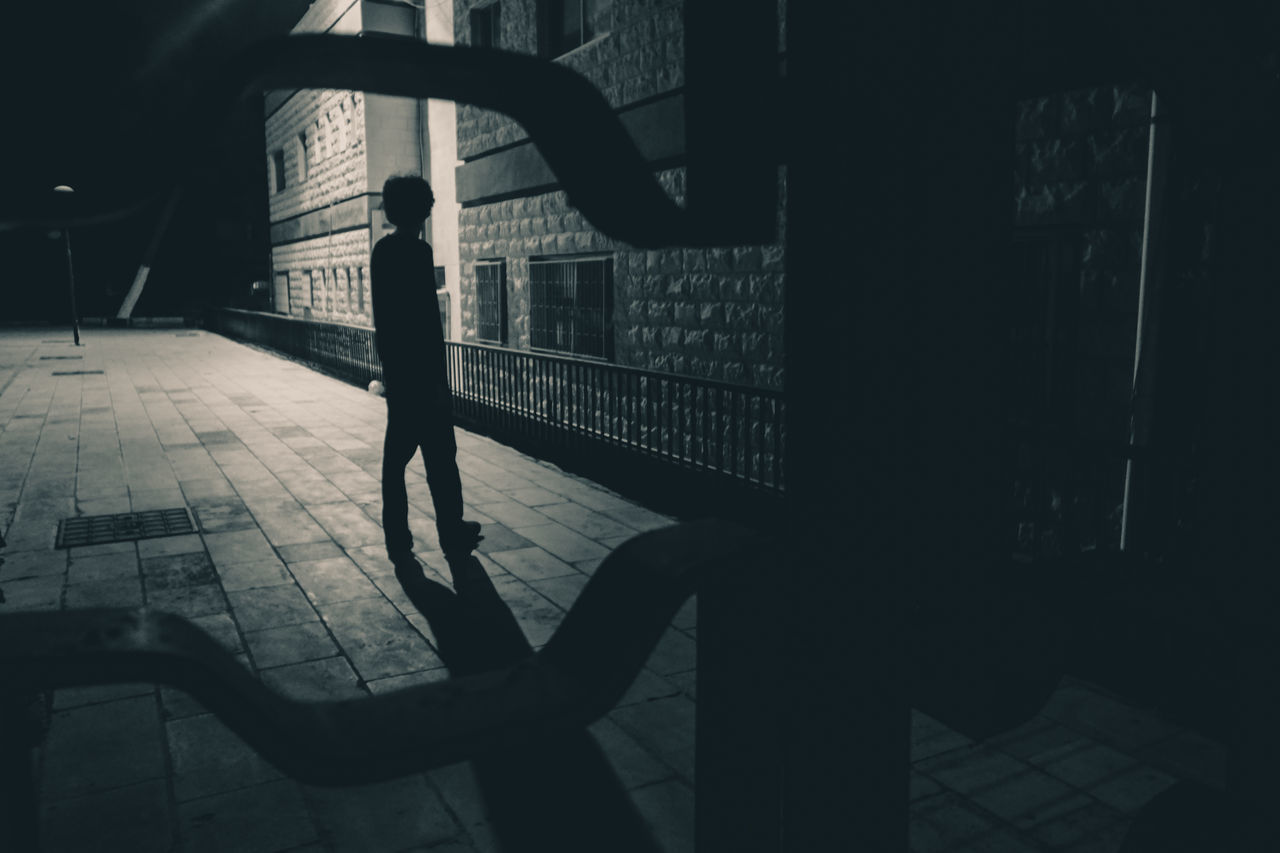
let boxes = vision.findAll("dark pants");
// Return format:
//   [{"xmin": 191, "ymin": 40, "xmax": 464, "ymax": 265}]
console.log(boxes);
[{"xmin": 381, "ymin": 390, "xmax": 464, "ymax": 555}]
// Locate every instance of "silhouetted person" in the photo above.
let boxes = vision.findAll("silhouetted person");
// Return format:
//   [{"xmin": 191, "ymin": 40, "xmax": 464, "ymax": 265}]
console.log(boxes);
[{"xmin": 372, "ymin": 175, "xmax": 481, "ymax": 563}]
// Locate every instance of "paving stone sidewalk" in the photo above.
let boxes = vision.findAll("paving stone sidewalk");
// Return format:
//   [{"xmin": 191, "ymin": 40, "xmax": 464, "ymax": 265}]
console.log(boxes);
[{"xmin": 0, "ymin": 327, "xmax": 1226, "ymax": 852}]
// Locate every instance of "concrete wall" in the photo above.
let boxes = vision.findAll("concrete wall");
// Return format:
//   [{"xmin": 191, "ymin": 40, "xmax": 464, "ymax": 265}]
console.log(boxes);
[
  {"xmin": 427, "ymin": 0, "xmax": 463, "ymax": 341},
  {"xmin": 363, "ymin": 95, "xmax": 425, "ymax": 201}
]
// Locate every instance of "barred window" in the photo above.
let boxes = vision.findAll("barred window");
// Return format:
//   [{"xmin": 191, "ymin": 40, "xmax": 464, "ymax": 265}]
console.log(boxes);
[
  {"xmin": 529, "ymin": 256, "xmax": 611, "ymax": 358},
  {"xmin": 475, "ymin": 260, "xmax": 507, "ymax": 344}
]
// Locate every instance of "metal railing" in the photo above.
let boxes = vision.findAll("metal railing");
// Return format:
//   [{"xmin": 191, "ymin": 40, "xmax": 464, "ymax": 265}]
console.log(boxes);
[
  {"xmin": 447, "ymin": 341, "xmax": 785, "ymax": 492},
  {"xmin": 210, "ymin": 307, "xmax": 385, "ymax": 384},
  {"xmin": 208, "ymin": 309, "xmax": 786, "ymax": 511}
]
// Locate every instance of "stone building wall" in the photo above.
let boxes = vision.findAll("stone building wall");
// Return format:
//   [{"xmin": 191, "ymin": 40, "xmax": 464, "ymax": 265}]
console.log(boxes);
[
  {"xmin": 457, "ymin": 167, "xmax": 786, "ymax": 388},
  {"xmin": 265, "ymin": 90, "xmax": 368, "ymax": 223},
  {"xmin": 270, "ymin": 229, "xmax": 372, "ymax": 323},
  {"xmin": 453, "ymin": 0, "xmax": 787, "ymax": 390},
  {"xmin": 455, "ymin": 0, "xmax": 685, "ymax": 160},
  {"xmin": 262, "ymin": 0, "xmax": 449, "ymax": 329},
  {"xmin": 266, "ymin": 87, "xmax": 373, "ymax": 324}
]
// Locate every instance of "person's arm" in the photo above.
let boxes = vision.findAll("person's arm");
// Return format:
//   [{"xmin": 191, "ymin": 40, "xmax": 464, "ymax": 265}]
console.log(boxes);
[
  {"xmin": 421, "ymin": 242, "xmax": 450, "ymax": 392},
  {"xmin": 371, "ymin": 239, "xmax": 414, "ymax": 371},
  {"xmin": 370, "ymin": 241, "xmax": 388, "ymax": 362}
]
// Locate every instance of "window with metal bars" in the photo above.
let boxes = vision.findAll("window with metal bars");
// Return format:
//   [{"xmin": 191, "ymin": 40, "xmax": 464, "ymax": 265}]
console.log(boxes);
[
  {"xmin": 529, "ymin": 256, "xmax": 611, "ymax": 359},
  {"xmin": 475, "ymin": 260, "xmax": 507, "ymax": 344}
]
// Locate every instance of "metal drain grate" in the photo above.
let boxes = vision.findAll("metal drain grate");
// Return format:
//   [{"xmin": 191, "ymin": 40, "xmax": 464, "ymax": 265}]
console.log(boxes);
[
  {"xmin": 52, "ymin": 370, "xmax": 104, "ymax": 376},
  {"xmin": 57, "ymin": 508, "xmax": 195, "ymax": 548},
  {"xmin": 39, "ymin": 355, "xmax": 83, "ymax": 360}
]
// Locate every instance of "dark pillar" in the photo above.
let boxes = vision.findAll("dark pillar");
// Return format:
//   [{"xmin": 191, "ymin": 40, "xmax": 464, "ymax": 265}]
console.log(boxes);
[
  {"xmin": 683, "ymin": 0, "xmax": 778, "ymax": 245},
  {"xmin": 1196, "ymin": 122, "xmax": 1280, "ymax": 849},
  {"xmin": 0, "ymin": 694, "xmax": 39, "ymax": 850},
  {"xmin": 783, "ymin": 2, "xmax": 1013, "ymax": 849}
]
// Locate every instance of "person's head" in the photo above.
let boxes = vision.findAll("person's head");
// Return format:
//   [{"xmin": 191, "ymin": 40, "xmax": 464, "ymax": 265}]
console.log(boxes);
[{"xmin": 381, "ymin": 175, "xmax": 435, "ymax": 229}]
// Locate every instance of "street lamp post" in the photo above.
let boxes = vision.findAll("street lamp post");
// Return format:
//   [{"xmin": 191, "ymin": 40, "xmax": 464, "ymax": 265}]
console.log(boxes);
[{"xmin": 53, "ymin": 185, "xmax": 80, "ymax": 346}]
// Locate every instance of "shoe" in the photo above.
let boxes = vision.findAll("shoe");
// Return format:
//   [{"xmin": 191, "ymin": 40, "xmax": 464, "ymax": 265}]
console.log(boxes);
[{"xmin": 440, "ymin": 520, "xmax": 483, "ymax": 559}]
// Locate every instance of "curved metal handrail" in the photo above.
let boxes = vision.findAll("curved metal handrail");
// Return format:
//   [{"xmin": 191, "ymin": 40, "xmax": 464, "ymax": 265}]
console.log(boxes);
[
  {"xmin": 10, "ymin": 35, "xmax": 696, "ymax": 248},
  {"xmin": 0, "ymin": 519, "xmax": 759, "ymax": 786}
]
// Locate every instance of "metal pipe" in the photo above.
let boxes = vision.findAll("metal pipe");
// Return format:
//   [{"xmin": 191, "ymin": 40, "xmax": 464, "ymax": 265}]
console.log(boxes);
[{"xmin": 64, "ymin": 229, "xmax": 81, "ymax": 346}]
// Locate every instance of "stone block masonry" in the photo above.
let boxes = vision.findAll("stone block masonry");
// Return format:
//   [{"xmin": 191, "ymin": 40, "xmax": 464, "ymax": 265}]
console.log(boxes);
[
  {"xmin": 454, "ymin": 0, "xmax": 687, "ymax": 160},
  {"xmin": 266, "ymin": 89, "xmax": 368, "ymax": 225},
  {"xmin": 263, "ymin": 0, "xmax": 439, "ymax": 328},
  {"xmin": 458, "ymin": 167, "xmax": 786, "ymax": 391},
  {"xmin": 271, "ymin": 229, "xmax": 372, "ymax": 325}
]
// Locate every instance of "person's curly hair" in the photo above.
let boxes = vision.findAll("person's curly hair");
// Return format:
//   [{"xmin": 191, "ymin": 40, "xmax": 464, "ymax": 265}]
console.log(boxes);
[{"xmin": 381, "ymin": 175, "xmax": 435, "ymax": 228}]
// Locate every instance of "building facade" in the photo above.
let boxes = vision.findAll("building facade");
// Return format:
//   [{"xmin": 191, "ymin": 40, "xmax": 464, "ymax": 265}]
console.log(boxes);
[
  {"xmin": 452, "ymin": 0, "xmax": 788, "ymax": 390},
  {"xmin": 264, "ymin": 0, "xmax": 460, "ymax": 335}
]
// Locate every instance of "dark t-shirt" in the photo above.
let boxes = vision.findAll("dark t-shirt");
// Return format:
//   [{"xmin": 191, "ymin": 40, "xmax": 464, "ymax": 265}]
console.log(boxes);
[{"xmin": 370, "ymin": 231, "xmax": 446, "ymax": 393}]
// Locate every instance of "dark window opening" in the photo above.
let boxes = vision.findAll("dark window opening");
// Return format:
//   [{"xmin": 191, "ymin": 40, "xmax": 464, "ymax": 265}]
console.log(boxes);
[
  {"xmin": 529, "ymin": 256, "xmax": 611, "ymax": 358},
  {"xmin": 438, "ymin": 291, "xmax": 451, "ymax": 338},
  {"xmin": 475, "ymin": 260, "xmax": 508, "ymax": 344},
  {"xmin": 470, "ymin": 3, "xmax": 501, "ymax": 48},
  {"xmin": 296, "ymin": 133, "xmax": 308, "ymax": 182},
  {"xmin": 538, "ymin": 0, "xmax": 611, "ymax": 57},
  {"xmin": 274, "ymin": 273, "xmax": 290, "ymax": 314},
  {"xmin": 271, "ymin": 148, "xmax": 286, "ymax": 192}
]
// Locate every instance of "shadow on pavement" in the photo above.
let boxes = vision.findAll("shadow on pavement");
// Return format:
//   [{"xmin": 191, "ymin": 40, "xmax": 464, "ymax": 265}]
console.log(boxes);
[{"xmin": 394, "ymin": 555, "xmax": 661, "ymax": 853}]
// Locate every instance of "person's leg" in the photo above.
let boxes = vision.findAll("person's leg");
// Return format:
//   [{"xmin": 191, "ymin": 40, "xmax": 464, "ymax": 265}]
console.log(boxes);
[
  {"xmin": 381, "ymin": 398, "xmax": 419, "ymax": 558},
  {"xmin": 417, "ymin": 394, "xmax": 479, "ymax": 556}
]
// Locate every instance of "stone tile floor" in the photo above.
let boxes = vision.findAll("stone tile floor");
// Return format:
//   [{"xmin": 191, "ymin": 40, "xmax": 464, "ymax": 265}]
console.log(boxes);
[{"xmin": 0, "ymin": 327, "xmax": 1226, "ymax": 852}]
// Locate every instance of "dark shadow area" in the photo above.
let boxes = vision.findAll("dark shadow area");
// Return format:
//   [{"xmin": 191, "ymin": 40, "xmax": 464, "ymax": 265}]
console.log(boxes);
[{"xmin": 394, "ymin": 555, "xmax": 662, "ymax": 853}]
